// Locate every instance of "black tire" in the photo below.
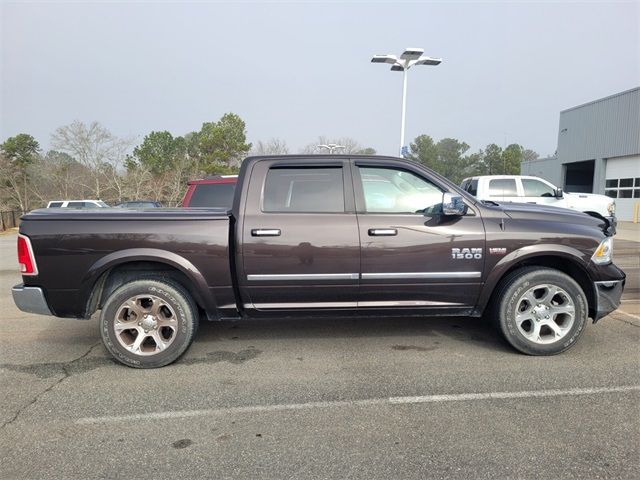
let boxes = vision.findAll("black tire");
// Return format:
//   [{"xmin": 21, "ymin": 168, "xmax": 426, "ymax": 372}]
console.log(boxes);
[
  {"xmin": 100, "ymin": 277, "xmax": 198, "ymax": 368},
  {"xmin": 493, "ymin": 267, "xmax": 588, "ymax": 356}
]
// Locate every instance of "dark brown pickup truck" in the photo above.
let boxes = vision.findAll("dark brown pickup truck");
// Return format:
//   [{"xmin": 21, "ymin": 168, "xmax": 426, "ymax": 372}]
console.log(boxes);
[{"xmin": 13, "ymin": 155, "xmax": 625, "ymax": 368}]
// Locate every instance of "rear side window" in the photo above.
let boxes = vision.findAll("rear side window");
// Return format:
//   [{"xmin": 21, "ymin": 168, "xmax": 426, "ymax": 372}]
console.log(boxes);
[
  {"xmin": 263, "ymin": 167, "xmax": 344, "ymax": 213},
  {"xmin": 67, "ymin": 201, "xmax": 85, "ymax": 208},
  {"xmin": 488, "ymin": 179, "xmax": 518, "ymax": 197},
  {"xmin": 189, "ymin": 183, "xmax": 236, "ymax": 208},
  {"xmin": 48, "ymin": 202, "xmax": 63, "ymax": 208}
]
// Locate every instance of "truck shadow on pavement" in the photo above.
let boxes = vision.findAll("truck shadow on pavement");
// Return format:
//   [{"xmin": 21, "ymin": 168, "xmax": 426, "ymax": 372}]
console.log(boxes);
[
  {"xmin": 1, "ymin": 315, "xmax": 510, "ymax": 379},
  {"xmin": 197, "ymin": 314, "xmax": 506, "ymax": 346}
]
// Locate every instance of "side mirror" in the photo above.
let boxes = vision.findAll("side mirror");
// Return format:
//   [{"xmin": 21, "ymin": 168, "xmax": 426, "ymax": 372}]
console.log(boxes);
[
  {"xmin": 442, "ymin": 192, "xmax": 467, "ymax": 216},
  {"xmin": 555, "ymin": 188, "xmax": 564, "ymax": 199}
]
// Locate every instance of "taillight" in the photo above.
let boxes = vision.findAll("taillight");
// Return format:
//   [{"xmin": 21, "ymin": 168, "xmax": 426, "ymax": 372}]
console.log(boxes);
[{"xmin": 17, "ymin": 234, "xmax": 38, "ymax": 276}]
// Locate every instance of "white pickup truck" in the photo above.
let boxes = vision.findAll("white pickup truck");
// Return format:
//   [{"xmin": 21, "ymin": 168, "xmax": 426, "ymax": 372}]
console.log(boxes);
[
  {"xmin": 460, "ymin": 175, "xmax": 616, "ymax": 229},
  {"xmin": 46, "ymin": 200, "xmax": 109, "ymax": 209}
]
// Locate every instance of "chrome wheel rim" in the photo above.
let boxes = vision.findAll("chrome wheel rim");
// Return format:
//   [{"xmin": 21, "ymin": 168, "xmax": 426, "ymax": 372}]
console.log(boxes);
[
  {"xmin": 514, "ymin": 284, "xmax": 575, "ymax": 345},
  {"xmin": 113, "ymin": 294, "xmax": 178, "ymax": 356}
]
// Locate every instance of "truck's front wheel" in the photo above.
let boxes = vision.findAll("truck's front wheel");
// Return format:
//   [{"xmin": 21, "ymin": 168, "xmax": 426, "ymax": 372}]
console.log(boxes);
[
  {"xmin": 100, "ymin": 278, "xmax": 198, "ymax": 368},
  {"xmin": 495, "ymin": 267, "xmax": 588, "ymax": 355}
]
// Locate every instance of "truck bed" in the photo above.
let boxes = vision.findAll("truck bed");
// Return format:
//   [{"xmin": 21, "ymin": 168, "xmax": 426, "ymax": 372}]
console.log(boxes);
[{"xmin": 19, "ymin": 208, "xmax": 234, "ymax": 318}]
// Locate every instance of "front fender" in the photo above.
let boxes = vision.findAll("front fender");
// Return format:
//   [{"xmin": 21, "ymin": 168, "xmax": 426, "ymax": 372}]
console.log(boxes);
[
  {"xmin": 79, "ymin": 248, "xmax": 217, "ymax": 316},
  {"xmin": 476, "ymin": 243, "xmax": 591, "ymax": 314}
]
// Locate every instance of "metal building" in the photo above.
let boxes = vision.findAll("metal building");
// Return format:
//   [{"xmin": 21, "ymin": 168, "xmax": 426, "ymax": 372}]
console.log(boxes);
[{"xmin": 522, "ymin": 87, "xmax": 640, "ymax": 221}]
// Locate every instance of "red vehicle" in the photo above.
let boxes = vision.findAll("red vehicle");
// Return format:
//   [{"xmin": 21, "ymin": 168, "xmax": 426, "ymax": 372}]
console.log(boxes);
[{"xmin": 181, "ymin": 175, "xmax": 237, "ymax": 208}]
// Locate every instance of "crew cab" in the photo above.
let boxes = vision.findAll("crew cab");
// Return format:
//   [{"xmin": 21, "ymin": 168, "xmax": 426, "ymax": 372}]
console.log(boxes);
[
  {"xmin": 13, "ymin": 156, "xmax": 625, "ymax": 368},
  {"xmin": 460, "ymin": 175, "xmax": 616, "ymax": 229}
]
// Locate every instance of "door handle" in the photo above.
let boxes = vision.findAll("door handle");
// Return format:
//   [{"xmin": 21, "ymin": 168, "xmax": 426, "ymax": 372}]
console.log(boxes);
[
  {"xmin": 368, "ymin": 228, "xmax": 397, "ymax": 236},
  {"xmin": 251, "ymin": 229, "xmax": 281, "ymax": 237}
]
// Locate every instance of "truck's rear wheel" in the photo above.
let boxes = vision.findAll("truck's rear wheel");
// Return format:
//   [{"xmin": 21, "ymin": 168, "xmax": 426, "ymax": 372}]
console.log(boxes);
[
  {"xmin": 495, "ymin": 267, "xmax": 588, "ymax": 355},
  {"xmin": 100, "ymin": 278, "xmax": 197, "ymax": 368}
]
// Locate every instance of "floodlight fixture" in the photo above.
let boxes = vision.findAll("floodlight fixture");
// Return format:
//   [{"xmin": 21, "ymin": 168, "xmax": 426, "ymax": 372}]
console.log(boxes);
[
  {"xmin": 371, "ymin": 47, "xmax": 442, "ymax": 155},
  {"xmin": 317, "ymin": 144, "xmax": 346, "ymax": 154}
]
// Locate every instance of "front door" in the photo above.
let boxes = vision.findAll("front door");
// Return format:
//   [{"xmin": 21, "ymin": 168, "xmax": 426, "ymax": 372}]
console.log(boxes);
[
  {"xmin": 520, "ymin": 177, "xmax": 565, "ymax": 207},
  {"xmin": 353, "ymin": 161, "xmax": 486, "ymax": 312},
  {"xmin": 240, "ymin": 159, "xmax": 360, "ymax": 310}
]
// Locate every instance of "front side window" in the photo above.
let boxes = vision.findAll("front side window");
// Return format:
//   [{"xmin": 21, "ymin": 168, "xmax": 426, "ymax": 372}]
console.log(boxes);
[
  {"xmin": 358, "ymin": 167, "xmax": 443, "ymax": 213},
  {"xmin": 522, "ymin": 179, "xmax": 556, "ymax": 197},
  {"xmin": 488, "ymin": 179, "xmax": 518, "ymax": 197},
  {"xmin": 263, "ymin": 167, "xmax": 344, "ymax": 213}
]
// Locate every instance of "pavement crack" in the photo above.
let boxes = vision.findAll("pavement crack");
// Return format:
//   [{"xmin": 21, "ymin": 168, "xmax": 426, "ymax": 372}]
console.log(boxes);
[
  {"xmin": 0, "ymin": 372, "xmax": 66, "ymax": 430},
  {"xmin": 610, "ymin": 315, "xmax": 640, "ymax": 328},
  {"xmin": 72, "ymin": 341, "xmax": 103, "ymax": 364},
  {"xmin": 0, "ymin": 342, "xmax": 102, "ymax": 430}
]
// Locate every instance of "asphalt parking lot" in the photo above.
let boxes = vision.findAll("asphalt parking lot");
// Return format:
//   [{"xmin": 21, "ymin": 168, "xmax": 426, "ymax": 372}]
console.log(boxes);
[{"xmin": 1, "ymin": 229, "xmax": 638, "ymax": 479}]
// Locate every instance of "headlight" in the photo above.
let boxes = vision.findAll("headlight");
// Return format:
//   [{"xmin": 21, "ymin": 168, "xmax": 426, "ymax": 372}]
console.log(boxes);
[
  {"xmin": 591, "ymin": 237, "xmax": 613, "ymax": 265},
  {"xmin": 607, "ymin": 202, "xmax": 616, "ymax": 215}
]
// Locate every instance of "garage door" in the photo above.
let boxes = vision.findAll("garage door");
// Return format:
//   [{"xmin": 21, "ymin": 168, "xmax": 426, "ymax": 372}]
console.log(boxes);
[{"xmin": 604, "ymin": 155, "xmax": 640, "ymax": 221}]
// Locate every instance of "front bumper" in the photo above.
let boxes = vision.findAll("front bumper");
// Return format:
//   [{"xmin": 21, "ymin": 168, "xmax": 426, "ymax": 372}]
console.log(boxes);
[
  {"xmin": 12, "ymin": 284, "xmax": 52, "ymax": 316},
  {"xmin": 593, "ymin": 279, "xmax": 625, "ymax": 322}
]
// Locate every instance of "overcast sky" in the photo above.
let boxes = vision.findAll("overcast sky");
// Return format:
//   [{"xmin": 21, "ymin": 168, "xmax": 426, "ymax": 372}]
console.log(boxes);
[{"xmin": 1, "ymin": 0, "xmax": 638, "ymax": 157}]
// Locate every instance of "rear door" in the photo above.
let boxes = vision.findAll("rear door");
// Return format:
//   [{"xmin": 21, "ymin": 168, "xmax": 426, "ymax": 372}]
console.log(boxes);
[
  {"xmin": 486, "ymin": 178, "xmax": 519, "ymax": 202},
  {"xmin": 239, "ymin": 159, "xmax": 360, "ymax": 310},
  {"xmin": 353, "ymin": 160, "xmax": 485, "ymax": 311}
]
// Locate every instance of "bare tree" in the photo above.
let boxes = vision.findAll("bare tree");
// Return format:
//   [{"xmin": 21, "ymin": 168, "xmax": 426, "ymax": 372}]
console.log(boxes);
[
  {"xmin": 51, "ymin": 121, "xmax": 131, "ymax": 200},
  {"xmin": 164, "ymin": 153, "xmax": 194, "ymax": 205},
  {"xmin": 103, "ymin": 137, "xmax": 135, "ymax": 204},
  {"xmin": 252, "ymin": 138, "xmax": 289, "ymax": 156},
  {"xmin": 29, "ymin": 151, "xmax": 91, "ymax": 206},
  {"xmin": 300, "ymin": 136, "xmax": 376, "ymax": 154},
  {"xmin": 121, "ymin": 163, "xmax": 155, "ymax": 202}
]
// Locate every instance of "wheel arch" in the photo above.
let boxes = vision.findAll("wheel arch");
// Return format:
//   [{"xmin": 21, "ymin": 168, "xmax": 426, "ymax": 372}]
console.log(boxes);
[
  {"xmin": 477, "ymin": 248, "xmax": 596, "ymax": 320},
  {"xmin": 80, "ymin": 248, "xmax": 217, "ymax": 319}
]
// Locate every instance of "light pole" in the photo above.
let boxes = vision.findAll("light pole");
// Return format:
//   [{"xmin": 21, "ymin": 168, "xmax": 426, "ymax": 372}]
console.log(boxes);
[
  {"xmin": 371, "ymin": 48, "xmax": 442, "ymax": 156},
  {"xmin": 317, "ymin": 143, "xmax": 345, "ymax": 154}
]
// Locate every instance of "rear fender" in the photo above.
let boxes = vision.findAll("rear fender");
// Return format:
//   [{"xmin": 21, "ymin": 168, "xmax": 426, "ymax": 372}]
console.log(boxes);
[{"xmin": 80, "ymin": 248, "xmax": 217, "ymax": 317}]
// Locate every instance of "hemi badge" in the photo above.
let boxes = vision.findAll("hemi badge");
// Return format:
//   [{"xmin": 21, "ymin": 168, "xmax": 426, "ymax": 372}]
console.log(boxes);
[{"xmin": 489, "ymin": 247, "xmax": 507, "ymax": 255}]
